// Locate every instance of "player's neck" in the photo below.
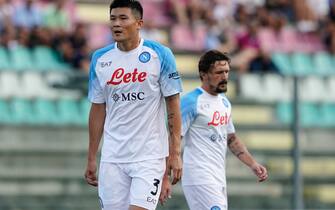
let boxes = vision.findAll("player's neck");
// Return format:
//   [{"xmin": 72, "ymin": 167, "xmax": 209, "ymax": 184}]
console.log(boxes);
[
  {"xmin": 117, "ymin": 36, "xmax": 141, "ymax": 52},
  {"xmin": 201, "ymin": 84, "xmax": 218, "ymax": 96}
]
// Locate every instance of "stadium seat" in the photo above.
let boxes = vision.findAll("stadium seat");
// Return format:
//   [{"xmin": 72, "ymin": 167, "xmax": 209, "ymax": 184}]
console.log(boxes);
[
  {"xmin": 141, "ymin": 0, "xmax": 171, "ymax": 27},
  {"xmin": 21, "ymin": 72, "xmax": 59, "ymax": 99},
  {"xmin": 33, "ymin": 46, "xmax": 69, "ymax": 71},
  {"xmin": 277, "ymin": 102, "xmax": 321, "ymax": 127},
  {"xmin": 313, "ymin": 52, "xmax": 334, "ymax": 75},
  {"xmin": 291, "ymin": 52, "xmax": 314, "ymax": 75},
  {"xmin": 262, "ymin": 74, "xmax": 286, "ymax": 102},
  {"xmin": 0, "ymin": 99, "xmax": 12, "ymax": 124},
  {"xmin": 171, "ymin": 24, "xmax": 206, "ymax": 52},
  {"xmin": 271, "ymin": 52, "xmax": 292, "ymax": 75},
  {"xmin": 78, "ymin": 98, "xmax": 91, "ymax": 126},
  {"xmin": 232, "ymin": 105, "xmax": 273, "ymax": 125},
  {"xmin": 242, "ymin": 131, "xmax": 292, "ymax": 150},
  {"xmin": 10, "ymin": 98, "xmax": 36, "ymax": 125},
  {"xmin": 300, "ymin": 102, "xmax": 319, "ymax": 127},
  {"xmin": 175, "ymin": 54, "xmax": 198, "ymax": 75},
  {"xmin": 0, "ymin": 72, "xmax": 22, "ymax": 98},
  {"xmin": 88, "ymin": 24, "xmax": 112, "ymax": 49},
  {"xmin": 276, "ymin": 102, "xmax": 292, "ymax": 124},
  {"xmin": 327, "ymin": 76, "xmax": 335, "ymax": 102},
  {"xmin": 299, "ymin": 76, "xmax": 327, "ymax": 102},
  {"xmin": 280, "ymin": 28, "xmax": 298, "ymax": 53},
  {"xmin": 33, "ymin": 98, "xmax": 60, "ymax": 125},
  {"xmin": 9, "ymin": 46, "xmax": 35, "ymax": 71},
  {"xmin": 319, "ymin": 103, "xmax": 335, "ymax": 127},
  {"xmin": 0, "ymin": 47, "xmax": 11, "ymax": 70},
  {"xmin": 239, "ymin": 74, "xmax": 263, "ymax": 101},
  {"xmin": 56, "ymin": 98, "xmax": 82, "ymax": 125},
  {"xmin": 257, "ymin": 28, "xmax": 276, "ymax": 53}
]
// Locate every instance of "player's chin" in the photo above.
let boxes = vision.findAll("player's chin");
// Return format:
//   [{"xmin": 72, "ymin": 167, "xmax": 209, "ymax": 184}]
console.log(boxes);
[
  {"xmin": 215, "ymin": 87, "xmax": 227, "ymax": 93},
  {"xmin": 112, "ymin": 35, "xmax": 125, "ymax": 42}
]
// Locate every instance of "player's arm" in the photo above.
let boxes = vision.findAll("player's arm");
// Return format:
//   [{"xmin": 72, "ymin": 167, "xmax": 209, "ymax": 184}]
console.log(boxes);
[
  {"xmin": 227, "ymin": 133, "xmax": 268, "ymax": 182},
  {"xmin": 165, "ymin": 93, "xmax": 182, "ymax": 185},
  {"xmin": 85, "ymin": 103, "xmax": 106, "ymax": 186},
  {"xmin": 159, "ymin": 158, "xmax": 172, "ymax": 205}
]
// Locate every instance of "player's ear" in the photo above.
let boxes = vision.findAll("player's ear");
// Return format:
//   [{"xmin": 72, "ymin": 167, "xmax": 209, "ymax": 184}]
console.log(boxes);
[
  {"xmin": 200, "ymin": 72, "xmax": 207, "ymax": 80},
  {"xmin": 136, "ymin": 19, "xmax": 144, "ymax": 30}
]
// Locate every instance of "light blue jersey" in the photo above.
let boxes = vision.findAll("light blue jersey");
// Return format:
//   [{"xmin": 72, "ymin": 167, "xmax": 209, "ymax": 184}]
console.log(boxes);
[
  {"xmin": 88, "ymin": 39, "xmax": 182, "ymax": 163},
  {"xmin": 181, "ymin": 87, "xmax": 235, "ymax": 186}
]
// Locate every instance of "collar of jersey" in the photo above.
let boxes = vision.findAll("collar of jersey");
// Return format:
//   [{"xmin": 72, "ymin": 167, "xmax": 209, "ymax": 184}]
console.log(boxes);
[{"xmin": 114, "ymin": 38, "xmax": 144, "ymax": 55}]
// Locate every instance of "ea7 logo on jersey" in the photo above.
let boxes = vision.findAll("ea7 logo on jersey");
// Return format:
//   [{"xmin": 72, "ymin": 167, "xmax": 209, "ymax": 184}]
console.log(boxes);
[
  {"xmin": 106, "ymin": 68, "xmax": 147, "ymax": 85},
  {"xmin": 100, "ymin": 61, "xmax": 112, "ymax": 68}
]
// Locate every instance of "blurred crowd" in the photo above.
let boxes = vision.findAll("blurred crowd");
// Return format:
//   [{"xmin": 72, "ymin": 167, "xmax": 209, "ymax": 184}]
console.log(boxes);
[
  {"xmin": 158, "ymin": 0, "xmax": 334, "ymax": 74},
  {"xmin": 1, "ymin": 0, "xmax": 335, "ymax": 74},
  {"xmin": 0, "ymin": 0, "xmax": 90, "ymax": 73}
]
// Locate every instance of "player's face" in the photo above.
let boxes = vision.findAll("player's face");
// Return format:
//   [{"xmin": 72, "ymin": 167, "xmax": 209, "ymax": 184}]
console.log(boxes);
[
  {"xmin": 204, "ymin": 60, "xmax": 230, "ymax": 94},
  {"xmin": 110, "ymin": 8, "xmax": 143, "ymax": 42}
]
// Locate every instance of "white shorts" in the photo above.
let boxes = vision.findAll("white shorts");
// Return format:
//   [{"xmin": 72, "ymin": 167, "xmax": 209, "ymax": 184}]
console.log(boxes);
[
  {"xmin": 183, "ymin": 184, "xmax": 228, "ymax": 210},
  {"xmin": 98, "ymin": 158, "xmax": 165, "ymax": 210}
]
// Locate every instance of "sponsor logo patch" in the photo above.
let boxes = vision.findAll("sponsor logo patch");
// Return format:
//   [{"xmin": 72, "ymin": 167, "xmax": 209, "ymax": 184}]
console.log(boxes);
[
  {"xmin": 112, "ymin": 92, "xmax": 145, "ymax": 102},
  {"xmin": 168, "ymin": 72, "xmax": 180, "ymax": 80}
]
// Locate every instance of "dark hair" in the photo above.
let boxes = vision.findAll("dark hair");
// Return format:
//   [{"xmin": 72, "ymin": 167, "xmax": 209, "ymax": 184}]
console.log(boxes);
[
  {"xmin": 198, "ymin": 50, "xmax": 230, "ymax": 80},
  {"xmin": 110, "ymin": 0, "xmax": 143, "ymax": 19}
]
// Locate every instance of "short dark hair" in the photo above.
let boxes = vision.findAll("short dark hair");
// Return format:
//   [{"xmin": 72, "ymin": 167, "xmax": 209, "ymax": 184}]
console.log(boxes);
[
  {"xmin": 110, "ymin": 0, "xmax": 143, "ymax": 19},
  {"xmin": 198, "ymin": 50, "xmax": 230, "ymax": 80}
]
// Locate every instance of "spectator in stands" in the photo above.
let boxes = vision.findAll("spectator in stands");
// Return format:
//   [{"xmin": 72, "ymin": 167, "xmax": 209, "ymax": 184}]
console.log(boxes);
[
  {"xmin": 68, "ymin": 22, "xmax": 90, "ymax": 72},
  {"xmin": 13, "ymin": 0, "xmax": 43, "ymax": 29},
  {"xmin": 43, "ymin": 0, "xmax": 70, "ymax": 32},
  {"xmin": 265, "ymin": 0, "xmax": 294, "ymax": 22},
  {"xmin": 248, "ymin": 51, "xmax": 280, "ymax": 74},
  {"xmin": 0, "ymin": 26, "xmax": 16, "ymax": 49},
  {"xmin": 160, "ymin": 50, "xmax": 268, "ymax": 209},
  {"xmin": 0, "ymin": 0, "xmax": 14, "ymax": 32},
  {"xmin": 85, "ymin": 1, "xmax": 182, "ymax": 210},
  {"xmin": 322, "ymin": 1, "xmax": 335, "ymax": 54},
  {"xmin": 16, "ymin": 27, "xmax": 31, "ymax": 47},
  {"xmin": 231, "ymin": 20, "xmax": 261, "ymax": 73},
  {"xmin": 141, "ymin": 20, "xmax": 169, "ymax": 46}
]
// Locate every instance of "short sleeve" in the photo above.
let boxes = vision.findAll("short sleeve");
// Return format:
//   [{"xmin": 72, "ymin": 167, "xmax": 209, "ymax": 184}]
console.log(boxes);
[
  {"xmin": 158, "ymin": 47, "xmax": 183, "ymax": 97},
  {"xmin": 227, "ymin": 115, "xmax": 235, "ymax": 134},
  {"xmin": 181, "ymin": 89, "xmax": 202, "ymax": 136},
  {"xmin": 88, "ymin": 53, "xmax": 105, "ymax": 103}
]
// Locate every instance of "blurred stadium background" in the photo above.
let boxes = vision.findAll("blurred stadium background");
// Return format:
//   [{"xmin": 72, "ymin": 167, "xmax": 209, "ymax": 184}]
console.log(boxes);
[{"xmin": 0, "ymin": 0, "xmax": 335, "ymax": 209}]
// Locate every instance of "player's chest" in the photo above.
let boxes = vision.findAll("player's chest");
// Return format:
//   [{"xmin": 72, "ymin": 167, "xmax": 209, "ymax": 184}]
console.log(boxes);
[
  {"xmin": 96, "ymin": 54, "xmax": 159, "ymax": 88},
  {"xmin": 196, "ymin": 99, "xmax": 231, "ymax": 128}
]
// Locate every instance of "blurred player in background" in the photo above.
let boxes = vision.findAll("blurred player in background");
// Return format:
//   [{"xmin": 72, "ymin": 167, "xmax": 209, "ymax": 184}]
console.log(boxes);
[
  {"xmin": 84, "ymin": 0, "xmax": 183, "ymax": 209},
  {"xmin": 160, "ymin": 50, "xmax": 268, "ymax": 209}
]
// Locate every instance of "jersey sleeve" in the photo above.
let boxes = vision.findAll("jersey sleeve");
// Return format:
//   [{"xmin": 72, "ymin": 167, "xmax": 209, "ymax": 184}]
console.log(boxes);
[
  {"xmin": 226, "ymin": 98, "xmax": 235, "ymax": 134},
  {"xmin": 88, "ymin": 52, "xmax": 105, "ymax": 103},
  {"xmin": 159, "ymin": 47, "xmax": 183, "ymax": 97},
  {"xmin": 181, "ymin": 93, "xmax": 198, "ymax": 137},
  {"xmin": 227, "ymin": 115, "xmax": 236, "ymax": 134}
]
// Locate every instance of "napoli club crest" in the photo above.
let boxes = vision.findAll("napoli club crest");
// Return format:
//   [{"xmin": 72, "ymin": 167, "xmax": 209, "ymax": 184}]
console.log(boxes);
[{"xmin": 139, "ymin": 52, "xmax": 151, "ymax": 63}]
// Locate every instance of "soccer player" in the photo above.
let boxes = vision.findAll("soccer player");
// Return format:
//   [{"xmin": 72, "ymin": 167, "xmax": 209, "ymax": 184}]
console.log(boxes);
[
  {"xmin": 84, "ymin": 1, "xmax": 183, "ymax": 210},
  {"xmin": 160, "ymin": 50, "xmax": 268, "ymax": 209}
]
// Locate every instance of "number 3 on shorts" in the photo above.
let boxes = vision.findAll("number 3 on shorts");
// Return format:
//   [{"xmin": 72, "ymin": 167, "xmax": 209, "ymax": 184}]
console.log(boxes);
[{"xmin": 150, "ymin": 178, "xmax": 160, "ymax": 196}]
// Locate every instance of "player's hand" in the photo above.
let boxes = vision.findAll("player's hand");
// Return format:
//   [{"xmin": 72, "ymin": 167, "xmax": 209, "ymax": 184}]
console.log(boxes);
[
  {"xmin": 251, "ymin": 162, "xmax": 268, "ymax": 182},
  {"xmin": 167, "ymin": 154, "xmax": 182, "ymax": 185},
  {"xmin": 85, "ymin": 160, "xmax": 98, "ymax": 187},
  {"xmin": 159, "ymin": 175, "xmax": 172, "ymax": 205}
]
